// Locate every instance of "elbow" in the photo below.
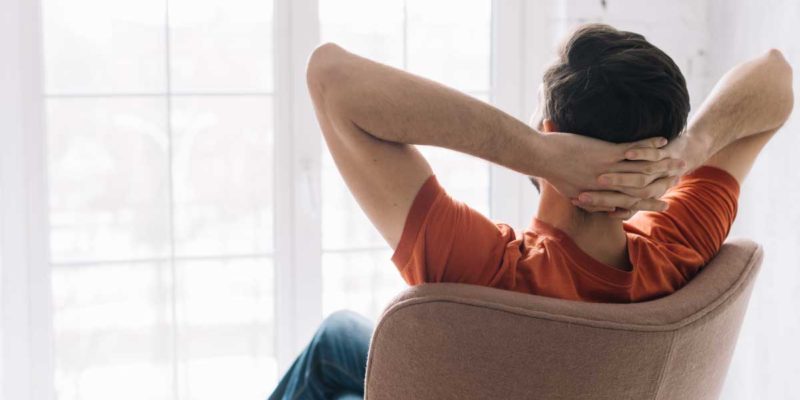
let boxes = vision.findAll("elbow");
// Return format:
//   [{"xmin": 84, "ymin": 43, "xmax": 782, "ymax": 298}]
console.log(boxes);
[
  {"xmin": 766, "ymin": 48, "xmax": 790, "ymax": 67},
  {"xmin": 764, "ymin": 48, "xmax": 794, "ymax": 124},
  {"xmin": 764, "ymin": 48, "xmax": 793, "ymax": 83},
  {"xmin": 306, "ymin": 42, "xmax": 348, "ymax": 96},
  {"xmin": 783, "ymin": 76, "xmax": 794, "ymax": 123}
]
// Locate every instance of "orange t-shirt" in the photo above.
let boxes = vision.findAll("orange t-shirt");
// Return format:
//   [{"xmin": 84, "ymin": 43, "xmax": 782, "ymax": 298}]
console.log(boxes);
[{"xmin": 391, "ymin": 166, "xmax": 740, "ymax": 303}]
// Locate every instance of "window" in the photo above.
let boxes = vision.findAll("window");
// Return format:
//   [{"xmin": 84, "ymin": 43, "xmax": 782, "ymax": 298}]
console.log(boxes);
[
  {"xmin": 319, "ymin": 0, "xmax": 493, "ymax": 320},
  {"xmin": 43, "ymin": 0, "xmax": 276, "ymax": 398},
  {"xmin": 40, "ymin": 0, "xmax": 497, "ymax": 397}
]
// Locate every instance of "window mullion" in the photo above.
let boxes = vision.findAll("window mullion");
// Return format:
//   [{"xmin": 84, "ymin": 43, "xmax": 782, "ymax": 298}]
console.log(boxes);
[
  {"xmin": 490, "ymin": 0, "xmax": 555, "ymax": 228},
  {"xmin": 490, "ymin": 0, "xmax": 526, "ymax": 227},
  {"xmin": 0, "ymin": 0, "xmax": 54, "ymax": 398},
  {"xmin": 274, "ymin": 0, "xmax": 322, "ymax": 374}
]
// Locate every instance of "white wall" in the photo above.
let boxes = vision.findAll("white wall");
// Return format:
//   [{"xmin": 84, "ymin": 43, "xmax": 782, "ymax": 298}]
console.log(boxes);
[
  {"xmin": 544, "ymin": 1, "xmax": 799, "ymax": 398},
  {"xmin": 707, "ymin": 1, "xmax": 800, "ymax": 398}
]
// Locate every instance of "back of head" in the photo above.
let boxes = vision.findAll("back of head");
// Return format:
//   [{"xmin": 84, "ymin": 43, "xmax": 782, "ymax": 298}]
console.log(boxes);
[{"xmin": 542, "ymin": 24, "xmax": 690, "ymax": 142}]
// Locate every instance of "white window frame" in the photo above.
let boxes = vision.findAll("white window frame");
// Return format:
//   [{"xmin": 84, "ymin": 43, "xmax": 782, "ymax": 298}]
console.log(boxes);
[
  {"xmin": 0, "ymin": 0, "xmax": 54, "ymax": 398},
  {"xmin": 490, "ymin": 0, "xmax": 555, "ymax": 228},
  {"xmin": 271, "ymin": 0, "xmax": 556, "ymax": 376},
  {"xmin": 273, "ymin": 0, "xmax": 324, "ymax": 372},
  {"xmin": 0, "ymin": 0, "xmax": 555, "ymax": 394}
]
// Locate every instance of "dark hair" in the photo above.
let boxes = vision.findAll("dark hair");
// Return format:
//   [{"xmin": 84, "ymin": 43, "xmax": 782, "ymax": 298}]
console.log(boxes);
[{"xmin": 541, "ymin": 24, "xmax": 690, "ymax": 143}]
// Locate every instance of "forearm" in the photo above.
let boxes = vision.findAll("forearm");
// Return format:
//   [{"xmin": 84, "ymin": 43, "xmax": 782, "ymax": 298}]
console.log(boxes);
[
  {"xmin": 686, "ymin": 49, "xmax": 794, "ymax": 160},
  {"xmin": 307, "ymin": 43, "xmax": 547, "ymax": 177}
]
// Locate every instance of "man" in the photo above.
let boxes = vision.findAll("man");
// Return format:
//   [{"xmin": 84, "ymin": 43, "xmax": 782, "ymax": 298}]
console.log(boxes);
[{"xmin": 269, "ymin": 24, "xmax": 794, "ymax": 399}]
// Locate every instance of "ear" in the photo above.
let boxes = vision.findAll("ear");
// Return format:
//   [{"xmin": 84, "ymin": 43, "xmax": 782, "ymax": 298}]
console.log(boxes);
[{"xmin": 542, "ymin": 119, "xmax": 558, "ymax": 133}]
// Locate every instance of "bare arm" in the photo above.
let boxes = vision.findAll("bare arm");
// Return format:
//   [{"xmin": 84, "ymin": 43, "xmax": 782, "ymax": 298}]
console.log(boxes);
[
  {"xmin": 687, "ymin": 49, "xmax": 793, "ymax": 182},
  {"xmin": 307, "ymin": 43, "xmax": 679, "ymax": 246},
  {"xmin": 636, "ymin": 49, "xmax": 791, "ymax": 183},
  {"xmin": 584, "ymin": 48, "xmax": 794, "ymax": 206},
  {"xmin": 690, "ymin": 50, "xmax": 793, "ymax": 156},
  {"xmin": 309, "ymin": 43, "xmax": 561, "ymax": 182}
]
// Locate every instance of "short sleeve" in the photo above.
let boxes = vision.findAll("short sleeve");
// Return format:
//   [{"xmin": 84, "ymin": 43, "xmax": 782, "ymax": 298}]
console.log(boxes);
[
  {"xmin": 391, "ymin": 175, "xmax": 517, "ymax": 286},
  {"xmin": 625, "ymin": 166, "xmax": 740, "ymax": 263}
]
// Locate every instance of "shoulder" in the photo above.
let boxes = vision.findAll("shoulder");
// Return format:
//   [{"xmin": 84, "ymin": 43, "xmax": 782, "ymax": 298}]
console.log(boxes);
[
  {"xmin": 625, "ymin": 166, "xmax": 740, "ymax": 236},
  {"xmin": 625, "ymin": 233, "xmax": 705, "ymax": 277},
  {"xmin": 670, "ymin": 165, "xmax": 740, "ymax": 197},
  {"xmin": 519, "ymin": 225, "xmax": 577, "ymax": 264}
]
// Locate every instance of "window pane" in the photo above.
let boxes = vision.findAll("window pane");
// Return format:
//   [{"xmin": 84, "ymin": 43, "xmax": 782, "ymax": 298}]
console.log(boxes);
[
  {"xmin": 42, "ymin": 0, "xmax": 166, "ymax": 94},
  {"xmin": 319, "ymin": 0, "xmax": 404, "ymax": 67},
  {"xmin": 407, "ymin": 0, "xmax": 491, "ymax": 214},
  {"xmin": 321, "ymin": 152, "xmax": 385, "ymax": 250},
  {"xmin": 175, "ymin": 258, "xmax": 276, "ymax": 399},
  {"xmin": 169, "ymin": 0, "xmax": 273, "ymax": 92},
  {"xmin": 171, "ymin": 96, "xmax": 274, "ymax": 257},
  {"xmin": 418, "ymin": 146, "xmax": 489, "ymax": 214},
  {"xmin": 44, "ymin": 0, "xmax": 277, "ymax": 397},
  {"xmin": 52, "ymin": 262, "xmax": 173, "ymax": 400},
  {"xmin": 322, "ymin": 249, "xmax": 403, "ymax": 320},
  {"xmin": 406, "ymin": 0, "xmax": 491, "ymax": 92},
  {"xmin": 47, "ymin": 97, "xmax": 170, "ymax": 263},
  {"xmin": 320, "ymin": 0, "xmax": 492, "ymax": 318}
]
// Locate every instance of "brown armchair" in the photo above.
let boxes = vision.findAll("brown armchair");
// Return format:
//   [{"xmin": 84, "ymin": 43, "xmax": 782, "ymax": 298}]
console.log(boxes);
[{"xmin": 365, "ymin": 238, "xmax": 763, "ymax": 400}]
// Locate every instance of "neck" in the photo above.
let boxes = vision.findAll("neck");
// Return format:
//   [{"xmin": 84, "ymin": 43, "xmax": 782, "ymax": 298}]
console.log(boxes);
[{"xmin": 535, "ymin": 182, "xmax": 631, "ymax": 270}]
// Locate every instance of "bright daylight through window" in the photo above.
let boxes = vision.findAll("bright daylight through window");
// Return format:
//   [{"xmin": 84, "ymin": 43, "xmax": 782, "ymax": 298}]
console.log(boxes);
[
  {"xmin": 319, "ymin": 0, "xmax": 491, "ymax": 320},
  {"xmin": 44, "ymin": 0, "xmax": 275, "ymax": 398},
  {"xmin": 41, "ymin": 0, "xmax": 491, "ymax": 398}
]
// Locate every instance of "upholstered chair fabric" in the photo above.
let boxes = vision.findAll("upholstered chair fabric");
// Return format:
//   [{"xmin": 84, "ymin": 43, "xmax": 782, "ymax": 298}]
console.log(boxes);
[{"xmin": 365, "ymin": 238, "xmax": 763, "ymax": 400}]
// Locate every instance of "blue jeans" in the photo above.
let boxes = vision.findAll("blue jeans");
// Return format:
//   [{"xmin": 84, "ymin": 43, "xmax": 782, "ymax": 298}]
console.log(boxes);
[{"xmin": 269, "ymin": 310, "xmax": 374, "ymax": 400}]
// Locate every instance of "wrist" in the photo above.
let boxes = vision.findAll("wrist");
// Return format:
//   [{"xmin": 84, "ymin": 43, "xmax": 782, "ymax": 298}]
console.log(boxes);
[
  {"xmin": 525, "ymin": 129, "xmax": 552, "ymax": 178},
  {"xmin": 682, "ymin": 127, "xmax": 715, "ymax": 171}
]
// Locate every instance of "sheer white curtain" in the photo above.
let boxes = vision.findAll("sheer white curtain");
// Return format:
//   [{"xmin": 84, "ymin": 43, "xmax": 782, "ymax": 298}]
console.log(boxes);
[{"xmin": 707, "ymin": 1, "xmax": 800, "ymax": 398}]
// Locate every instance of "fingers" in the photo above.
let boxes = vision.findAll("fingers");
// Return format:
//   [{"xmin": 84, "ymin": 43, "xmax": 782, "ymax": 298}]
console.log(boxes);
[
  {"xmin": 599, "ymin": 172, "xmax": 655, "ymax": 188},
  {"xmin": 606, "ymin": 198, "xmax": 671, "ymax": 220},
  {"xmin": 572, "ymin": 199, "xmax": 616, "ymax": 212},
  {"xmin": 634, "ymin": 159, "xmax": 673, "ymax": 175},
  {"xmin": 574, "ymin": 191, "xmax": 669, "ymax": 212},
  {"xmin": 619, "ymin": 176, "xmax": 679, "ymax": 199},
  {"xmin": 607, "ymin": 208, "xmax": 635, "ymax": 220},
  {"xmin": 613, "ymin": 136, "xmax": 667, "ymax": 161},
  {"xmin": 623, "ymin": 147, "xmax": 670, "ymax": 162},
  {"xmin": 570, "ymin": 201, "xmax": 616, "ymax": 213},
  {"xmin": 630, "ymin": 158, "xmax": 685, "ymax": 175},
  {"xmin": 628, "ymin": 136, "xmax": 668, "ymax": 149},
  {"xmin": 573, "ymin": 191, "xmax": 640, "ymax": 210},
  {"xmin": 601, "ymin": 159, "xmax": 685, "ymax": 187},
  {"xmin": 630, "ymin": 198, "xmax": 670, "ymax": 212},
  {"xmin": 596, "ymin": 176, "xmax": 676, "ymax": 201}
]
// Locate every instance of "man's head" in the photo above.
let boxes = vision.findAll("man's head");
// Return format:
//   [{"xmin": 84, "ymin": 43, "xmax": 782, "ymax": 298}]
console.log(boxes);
[
  {"xmin": 537, "ymin": 24, "xmax": 690, "ymax": 143},
  {"xmin": 529, "ymin": 24, "xmax": 690, "ymax": 194}
]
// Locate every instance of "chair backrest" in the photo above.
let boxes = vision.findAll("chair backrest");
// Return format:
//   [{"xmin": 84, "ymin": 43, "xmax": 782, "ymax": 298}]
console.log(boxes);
[{"xmin": 365, "ymin": 238, "xmax": 763, "ymax": 400}]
